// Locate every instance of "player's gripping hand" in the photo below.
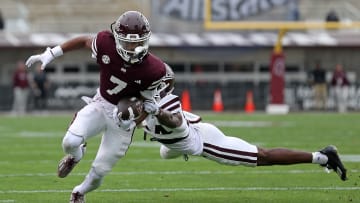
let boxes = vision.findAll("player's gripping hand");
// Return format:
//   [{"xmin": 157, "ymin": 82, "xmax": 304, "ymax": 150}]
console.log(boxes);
[
  {"xmin": 25, "ymin": 46, "xmax": 63, "ymax": 70},
  {"xmin": 118, "ymin": 118, "xmax": 136, "ymax": 131},
  {"xmin": 113, "ymin": 108, "xmax": 136, "ymax": 131},
  {"xmin": 143, "ymin": 99, "xmax": 160, "ymax": 116}
]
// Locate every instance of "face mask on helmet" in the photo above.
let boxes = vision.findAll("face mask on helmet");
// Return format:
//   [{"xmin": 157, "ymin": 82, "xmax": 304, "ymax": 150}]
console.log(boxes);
[{"xmin": 111, "ymin": 11, "xmax": 151, "ymax": 64}]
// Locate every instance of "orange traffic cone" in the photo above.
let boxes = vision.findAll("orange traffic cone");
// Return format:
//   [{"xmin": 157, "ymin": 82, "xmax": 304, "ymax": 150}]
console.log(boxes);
[
  {"xmin": 212, "ymin": 89, "xmax": 224, "ymax": 112},
  {"xmin": 245, "ymin": 90, "xmax": 255, "ymax": 113},
  {"xmin": 181, "ymin": 89, "xmax": 192, "ymax": 112}
]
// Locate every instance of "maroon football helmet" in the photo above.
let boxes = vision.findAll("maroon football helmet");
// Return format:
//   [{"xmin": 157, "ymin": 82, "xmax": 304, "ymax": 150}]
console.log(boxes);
[{"xmin": 111, "ymin": 11, "xmax": 151, "ymax": 64}]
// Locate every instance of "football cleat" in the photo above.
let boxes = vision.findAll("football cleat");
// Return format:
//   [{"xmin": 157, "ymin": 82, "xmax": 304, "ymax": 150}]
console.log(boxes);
[
  {"xmin": 58, "ymin": 155, "xmax": 78, "ymax": 178},
  {"xmin": 319, "ymin": 145, "xmax": 347, "ymax": 181},
  {"xmin": 70, "ymin": 192, "xmax": 85, "ymax": 203},
  {"xmin": 58, "ymin": 143, "xmax": 87, "ymax": 178}
]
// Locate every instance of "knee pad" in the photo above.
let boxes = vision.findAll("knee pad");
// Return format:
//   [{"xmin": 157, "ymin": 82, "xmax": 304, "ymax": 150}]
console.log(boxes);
[
  {"xmin": 160, "ymin": 145, "xmax": 182, "ymax": 159},
  {"xmin": 91, "ymin": 163, "xmax": 112, "ymax": 177},
  {"xmin": 159, "ymin": 145, "xmax": 170, "ymax": 159},
  {"xmin": 62, "ymin": 131, "xmax": 84, "ymax": 152}
]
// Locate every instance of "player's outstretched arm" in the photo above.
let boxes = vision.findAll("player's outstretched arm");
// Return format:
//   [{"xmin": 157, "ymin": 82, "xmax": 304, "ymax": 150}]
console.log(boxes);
[
  {"xmin": 61, "ymin": 35, "xmax": 93, "ymax": 52},
  {"xmin": 143, "ymin": 100, "xmax": 183, "ymax": 128},
  {"xmin": 156, "ymin": 110, "xmax": 183, "ymax": 128},
  {"xmin": 25, "ymin": 36, "xmax": 93, "ymax": 70}
]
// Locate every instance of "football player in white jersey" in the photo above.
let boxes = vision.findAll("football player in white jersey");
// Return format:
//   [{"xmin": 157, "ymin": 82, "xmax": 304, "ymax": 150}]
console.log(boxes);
[{"xmin": 139, "ymin": 65, "xmax": 347, "ymax": 181}]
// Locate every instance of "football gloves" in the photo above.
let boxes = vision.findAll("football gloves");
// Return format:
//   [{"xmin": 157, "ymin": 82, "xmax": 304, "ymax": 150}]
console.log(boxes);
[
  {"xmin": 112, "ymin": 108, "xmax": 136, "ymax": 131},
  {"xmin": 143, "ymin": 99, "xmax": 160, "ymax": 116},
  {"xmin": 25, "ymin": 46, "xmax": 63, "ymax": 70}
]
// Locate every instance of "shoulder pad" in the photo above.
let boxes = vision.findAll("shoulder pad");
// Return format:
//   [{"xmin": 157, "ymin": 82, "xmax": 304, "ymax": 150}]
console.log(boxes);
[{"xmin": 183, "ymin": 111, "xmax": 201, "ymax": 124}]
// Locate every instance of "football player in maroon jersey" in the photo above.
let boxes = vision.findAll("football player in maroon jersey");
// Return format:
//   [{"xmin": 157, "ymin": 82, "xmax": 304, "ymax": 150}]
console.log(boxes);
[{"xmin": 25, "ymin": 11, "xmax": 166, "ymax": 203}]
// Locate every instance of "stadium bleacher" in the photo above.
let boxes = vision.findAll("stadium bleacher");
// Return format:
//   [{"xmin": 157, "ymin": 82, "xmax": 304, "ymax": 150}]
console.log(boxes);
[
  {"xmin": 1, "ymin": 0, "xmax": 360, "ymax": 111},
  {"xmin": 2, "ymin": 0, "xmax": 150, "ymax": 33},
  {"xmin": 2, "ymin": 0, "xmax": 360, "ymax": 33}
]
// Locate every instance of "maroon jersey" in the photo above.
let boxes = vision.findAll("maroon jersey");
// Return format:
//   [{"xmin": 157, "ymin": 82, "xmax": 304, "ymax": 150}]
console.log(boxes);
[
  {"xmin": 13, "ymin": 68, "xmax": 29, "ymax": 89},
  {"xmin": 331, "ymin": 69, "xmax": 349, "ymax": 87},
  {"xmin": 92, "ymin": 30, "xmax": 166, "ymax": 104}
]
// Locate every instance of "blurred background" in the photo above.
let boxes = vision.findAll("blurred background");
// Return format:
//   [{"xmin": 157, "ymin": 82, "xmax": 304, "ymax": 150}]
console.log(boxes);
[{"xmin": 1, "ymin": 0, "xmax": 360, "ymax": 113}]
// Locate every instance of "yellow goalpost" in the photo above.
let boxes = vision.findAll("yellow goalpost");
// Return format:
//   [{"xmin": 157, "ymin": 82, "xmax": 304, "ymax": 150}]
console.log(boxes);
[{"xmin": 203, "ymin": 0, "xmax": 360, "ymax": 114}]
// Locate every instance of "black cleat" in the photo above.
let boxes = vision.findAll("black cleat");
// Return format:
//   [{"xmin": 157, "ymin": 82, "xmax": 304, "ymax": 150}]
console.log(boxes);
[
  {"xmin": 58, "ymin": 155, "xmax": 78, "ymax": 178},
  {"xmin": 58, "ymin": 143, "xmax": 87, "ymax": 178},
  {"xmin": 320, "ymin": 145, "xmax": 347, "ymax": 181},
  {"xmin": 70, "ymin": 192, "xmax": 85, "ymax": 203}
]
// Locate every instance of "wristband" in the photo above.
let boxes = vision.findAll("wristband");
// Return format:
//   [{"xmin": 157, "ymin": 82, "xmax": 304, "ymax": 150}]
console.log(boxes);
[
  {"xmin": 154, "ymin": 108, "xmax": 160, "ymax": 116},
  {"xmin": 50, "ymin": 45, "xmax": 64, "ymax": 58}
]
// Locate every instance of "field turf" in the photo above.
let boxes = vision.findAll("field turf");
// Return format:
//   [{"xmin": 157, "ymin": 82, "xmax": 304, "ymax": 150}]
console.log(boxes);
[{"xmin": 0, "ymin": 112, "xmax": 359, "ymax": 203}]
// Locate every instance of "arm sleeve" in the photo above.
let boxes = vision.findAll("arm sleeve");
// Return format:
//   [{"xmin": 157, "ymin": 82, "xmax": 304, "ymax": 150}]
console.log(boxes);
[{"xmin": 91, "ymin": 35, "xmax": 98, "ymax": 59}]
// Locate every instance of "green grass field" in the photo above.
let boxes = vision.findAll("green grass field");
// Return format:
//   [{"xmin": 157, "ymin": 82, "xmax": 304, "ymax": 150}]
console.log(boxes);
[{"xmin": 0, "ymin": 112, "xmax": 359, "ymax": 203}]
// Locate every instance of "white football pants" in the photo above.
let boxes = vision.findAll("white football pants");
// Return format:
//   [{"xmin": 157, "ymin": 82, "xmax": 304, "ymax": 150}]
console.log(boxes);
[
  {"xmin": 63, "ymin": 91, "xmax": 135, "ymax": 194},
  {"xmin": 160, "ymin": 123, "xmax": 258, "ymax": 167}
]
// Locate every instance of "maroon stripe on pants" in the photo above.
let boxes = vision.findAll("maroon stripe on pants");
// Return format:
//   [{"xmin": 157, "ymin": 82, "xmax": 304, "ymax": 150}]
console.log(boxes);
[{"xmin": 203, "ymin": 143, "xmax": 257, "ymax": 163}]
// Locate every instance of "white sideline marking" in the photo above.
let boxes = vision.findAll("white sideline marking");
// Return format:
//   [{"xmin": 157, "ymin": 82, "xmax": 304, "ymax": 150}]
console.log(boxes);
[
  {"xmin": 0, "ymin": 170, "xmax": 234, "ymax": 177},
  {"xmin": 0, "ymin": 187, "xmax": 359, "ymax": 194},
  {"xmin": 18, "ymin": 131, "xmax": 61, "ymax": 137},
  {"xmin": 212, "ymin": 120, "xmax": 292, "ymax": 127},
  {"xmin": 0, "ymin": 154, "xmax": 359, "ymax": 165},
  {"xmin": 4, "ymin": 121, "xmax": 289, "ymax": 138},
  {"xmin": 0, "ymin": 200, "xmax": 15, "ymax": 202},
  {"xmin": 342, "ymin": 155, "xmax": 360, "ymax": 162},
  {"xmin": 0, "ymin": 169, "xmax": 358, "ymax": 178}
]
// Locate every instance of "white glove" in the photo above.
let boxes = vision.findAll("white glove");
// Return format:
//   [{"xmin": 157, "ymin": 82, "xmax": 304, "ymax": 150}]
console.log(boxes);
[
  {"xmin": 25, "ymin": 46, "xmax": 63, "ymax": 70},
  {"xmin": 112, "ymin": 108, "xmax": 136, "ymax": 131},
  {"xmin": 81, "ymin": 96, "xmax": 93, "ymax": 105},
  {"xmin": 119, "ymin": 119, "xmax": 136, "ymax": 131},
  {"xmin": 143, "ymin": 99, "xmax": 160, "ymax": 115}
]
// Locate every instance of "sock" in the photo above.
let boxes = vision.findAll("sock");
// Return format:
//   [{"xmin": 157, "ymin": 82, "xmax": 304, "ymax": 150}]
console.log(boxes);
[
  {"xmin": 62, "ymin": 131, "xmax": 85, "ymax": 162},
  {"xmin": 312, "ymin": 152, "xmax": 328, "ymax": 164},
  {"xmin": 72, "ymin": 167, "xmax": 103, "ymax": 194}
]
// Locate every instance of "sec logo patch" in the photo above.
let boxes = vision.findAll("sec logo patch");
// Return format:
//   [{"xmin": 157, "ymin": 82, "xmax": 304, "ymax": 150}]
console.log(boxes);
[{"xmin": 102, "ymin": 55, "xmax": 110, "ymax": 64}]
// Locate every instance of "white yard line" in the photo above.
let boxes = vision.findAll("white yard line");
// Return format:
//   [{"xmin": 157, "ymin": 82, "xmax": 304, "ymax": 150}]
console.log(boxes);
[
  {"xmin": 0, "ymin": 169, "xmax": 358, "ymax": 178},
  {"xmin": 1, "ymin": 121, "xmax": 292, "ymax": 138},
  {"xmin": 341, "ymin": 155, "xmax": 360, "ymax": 162},
  {"xmin": 0, "ymin": 186, "xmax": 359, "ymax": 194},
  {"xmin": 1, "ymin": 154, "xmax": 359, "ymax": 165},
  {"xmin": 212, "ymin": 120, "xmax": 293, "ymax": 127}
]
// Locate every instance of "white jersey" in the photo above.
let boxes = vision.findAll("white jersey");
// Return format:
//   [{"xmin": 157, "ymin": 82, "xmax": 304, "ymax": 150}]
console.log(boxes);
[
  {"xmin": 145, "ymin": 93, "xmax": 259, "ymax": 167},
  {"xmin": 143, "ymin": 94, "xmax": 203, "ymax": 156},
  {"xmin": 144, "ymin": 94, "xmax": 189, "ymax": 141}
]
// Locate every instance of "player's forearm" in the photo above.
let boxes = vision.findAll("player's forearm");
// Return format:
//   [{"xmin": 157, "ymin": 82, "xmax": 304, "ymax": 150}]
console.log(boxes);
[
  {"xmin": 156, "ymin": 110, "xmax": 182, "ymax": 128},
  {"xmin": 60, "ymin": 36, "xmax": 93, "ymax": 52}
]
